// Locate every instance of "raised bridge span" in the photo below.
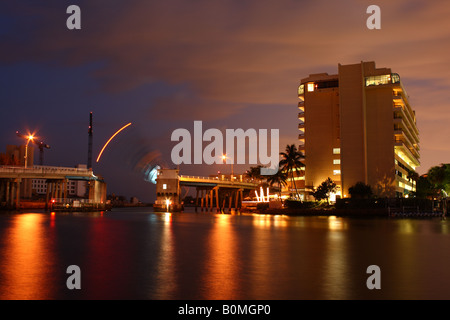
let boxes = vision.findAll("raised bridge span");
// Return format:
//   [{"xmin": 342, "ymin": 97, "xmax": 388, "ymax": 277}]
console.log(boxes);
[
  {"xmin": 155, "ymin": 169, "xmax": 259, "ymax": 213},
  {"xmin": 179, "ymin": 175, "xmax": 258, "ymax": 189}
]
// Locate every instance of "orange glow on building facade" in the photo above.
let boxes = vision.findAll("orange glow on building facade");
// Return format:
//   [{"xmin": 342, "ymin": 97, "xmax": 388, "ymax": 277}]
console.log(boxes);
[{"xmin": 297, "ymin": 61, "xmax": 420, "ymax": 199}]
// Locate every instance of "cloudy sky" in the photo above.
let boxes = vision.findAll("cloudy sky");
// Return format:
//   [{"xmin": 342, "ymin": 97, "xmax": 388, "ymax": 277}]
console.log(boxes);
[{"xmin": 1, "ymin": 0, "xmax": 450, "ymax": 202}]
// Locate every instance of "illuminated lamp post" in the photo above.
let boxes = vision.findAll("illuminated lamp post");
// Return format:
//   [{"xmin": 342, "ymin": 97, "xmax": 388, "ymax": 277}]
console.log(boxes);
[
  {"xmin": 221, "ymin": 154, "xmax": 234, "ymax": 181},
  {"xmin": 24, "ymin": 135, "xmax": 34, "ymax": 169}
]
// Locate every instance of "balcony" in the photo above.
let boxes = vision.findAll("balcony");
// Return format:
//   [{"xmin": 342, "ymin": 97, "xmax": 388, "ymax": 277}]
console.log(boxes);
[
  {"xmin": 394, "ymin": 135, "xmax": 420, "ymax": 165},
  {"xmin": 393, "ymin": 118, "xmax": 419, "ymax": 146},
  {"xmin": 393, "ymin": 94, "xmax": 416, "ymax": 125},
  {"xmin": 298, "ymin": 122, "xmax": 305, "ymax": 129},
  {"xmin": 393, "ymin": 106, "xmax": 419, "ymax": 138}
]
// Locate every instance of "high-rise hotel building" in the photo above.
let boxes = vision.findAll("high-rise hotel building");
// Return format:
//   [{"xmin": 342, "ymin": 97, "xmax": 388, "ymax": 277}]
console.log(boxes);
[{"xmin": 297, "ymin": 61, "xmax": 420, "ymax": 199}]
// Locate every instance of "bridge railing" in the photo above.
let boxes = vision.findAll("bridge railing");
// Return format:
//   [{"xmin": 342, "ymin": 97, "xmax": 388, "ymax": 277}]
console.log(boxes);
[
  {"xmin": 0, "ymin": 165, "xmax": 93, "ymax": 175},
  {"xmin": 179, "ymin": 175, "xmax": 258, "ymax": 186}
]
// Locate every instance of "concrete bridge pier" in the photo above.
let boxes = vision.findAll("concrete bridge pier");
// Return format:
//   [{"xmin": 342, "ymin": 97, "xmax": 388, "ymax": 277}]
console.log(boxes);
[
  {"xmin": 0, "ymin": 178, "xmax": 21, "ymax": 209},
  {"xmin": 0, "ymin": 179, "xmax": 17, "ymax": 209}
]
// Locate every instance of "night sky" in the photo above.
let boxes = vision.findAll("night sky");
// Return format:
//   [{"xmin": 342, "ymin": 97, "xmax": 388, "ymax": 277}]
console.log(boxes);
[{"xmin": 1, "ymin": 0, "xmax": 450, "ymax": 202}]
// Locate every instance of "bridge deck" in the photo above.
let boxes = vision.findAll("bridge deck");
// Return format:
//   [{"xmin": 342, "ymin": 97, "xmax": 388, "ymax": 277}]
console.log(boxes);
[
  {"xmin": 0, "ymin": 166, "xmax": 99, "ymax": 180},
  {"xmin": 179, "ymin": 175, "xmax": 258, "ymax": 189}
]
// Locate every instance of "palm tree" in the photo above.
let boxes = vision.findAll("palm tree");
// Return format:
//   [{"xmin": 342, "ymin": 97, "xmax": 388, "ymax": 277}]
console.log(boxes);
[
  {"xmin": 279, "ymin": 144, "xmax": 305, "ymax": 200},
  {"xmin": 406, "ymin": 169, "xmax": 419, "ymax": 184},
  {"xmin": 245, "ymin": 165, "xmax": 264, "ymax": 182},
  {"xmin": 427, "ymin": 164, "xmax": 450, "ymax": 198},
  {"xmin": 267, "ymin": 169, "xmax": 288, "ymax": 198}
]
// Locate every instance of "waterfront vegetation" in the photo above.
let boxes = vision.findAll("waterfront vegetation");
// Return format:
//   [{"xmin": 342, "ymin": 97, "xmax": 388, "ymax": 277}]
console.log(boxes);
[
  {"xmin": 242, "ymin": 145, "xmax": 450, "ymax": 217},
  {"xmin": 279, "ymin": 144, "xmax": 305, "ymax": 200}
]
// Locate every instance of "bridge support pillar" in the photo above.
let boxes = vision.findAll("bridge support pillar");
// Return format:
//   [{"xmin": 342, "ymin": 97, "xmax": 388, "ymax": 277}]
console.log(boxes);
[
  {"xmin": 215, "ymin": 187, "xmax": 219, "ymax": 213},
  {"xmin": 14, "ymin": 179, "xmax": 21, "ymax": 210},
  {"xmin": 45, "ymin": 180, "xmax": 50, "ymax": 211},
  {"xmin": 63, "ymin": 179, "xmax": 68, "ymax": 202},
  {"xmin": 195, "ymin": 188, "xmax": 199, "ymax": 212},
  {"xmin": 5, "ymin": 180, "xmax": 11, "ymax": 208}
]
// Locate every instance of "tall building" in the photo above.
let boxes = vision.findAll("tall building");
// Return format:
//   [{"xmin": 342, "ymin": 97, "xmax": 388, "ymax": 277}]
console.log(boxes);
[{"xmin": 298, "ymin": 61, "xmax": 420, "ymax": 199}]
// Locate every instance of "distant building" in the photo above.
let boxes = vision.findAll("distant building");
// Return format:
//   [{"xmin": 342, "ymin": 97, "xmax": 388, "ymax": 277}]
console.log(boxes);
[
  {"xmin": 130, "ymin": 196, "xmax": 140, "ymax": 204},
  {"xmin": 297, "ymin": 61, "xmax": 420, "ymax": 199},
  {"xmin": 154, "ymin": 169, "xmax": 183, "ymax": 211},
  {"xmin": 4, "ymin": 144, "xmax": 34, "ymax": 167},
  {"xmin": 2, "ymin": 145, "xmax": 34, "ymax": 198}
]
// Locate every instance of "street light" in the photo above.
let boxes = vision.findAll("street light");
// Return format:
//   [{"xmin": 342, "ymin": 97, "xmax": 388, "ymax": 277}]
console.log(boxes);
[
  {"xmin": 222, "ymin": 154, "xmax": 233, "ymax": 181},
  {"xmin": 24, "ymin": 135, "xmax": 34, "ymax": 168}
]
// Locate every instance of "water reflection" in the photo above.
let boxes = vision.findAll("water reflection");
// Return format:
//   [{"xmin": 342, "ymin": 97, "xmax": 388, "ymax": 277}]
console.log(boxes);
[
  {"xmin": 253, "ymin": 214, "xmax": 289, "ymax": 228},
  {"xmin": 203, "ymin": 214, "xmax": 239, "ymax": 299},
  {"xmin": 0, "ymin": 214, "xmax": 55, "ymax": 299},
  {"xmin": 1, "ymin": 209, "xmax": 450, "ymax": 299},
  {"xmin": 153, "ymin": 212, "xmax": 176, "ymax": 299},
  {"xmin": 323, "ymin": 216, "xmax": 350, "ymax": 299}
]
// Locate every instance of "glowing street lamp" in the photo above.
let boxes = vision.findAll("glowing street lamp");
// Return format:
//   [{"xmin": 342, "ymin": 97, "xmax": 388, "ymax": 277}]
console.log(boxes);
[
  {"xmin": 221, "ymin": 154, "xmax": 234, "ymax": 181},
  {"xmin": 24, "ymin": 134, "xmax": 34, "ymax": 169}
]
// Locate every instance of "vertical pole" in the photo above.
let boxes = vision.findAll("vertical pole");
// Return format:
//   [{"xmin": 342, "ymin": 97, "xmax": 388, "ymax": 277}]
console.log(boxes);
[
  {"xmin": 240, "ymin": 190, "xmax": 243, "ymax": 209},
  {"xmin": 200, "ymin": 189, "xmax": 204, "ymax": 212},
  {"xmin": 222, "ymin": 198, "xmax": 226, "ymax": 214},
  {"xmin": 45, "ymin": 180, "xmax": 50, "ymax": 211},
  {"xmin": 215, "ymin": 187, "xmax": 219, "ymax": 213},
  {"xmin": 210, "ymin": 189, "xmax": 213, "ymax": 212},
  {"xmin": 15, "ymin": 179, "xmax": 21, "ymax": 210},
  {"xmin": 6, "ymin": 180, "xmax": 10, "ymax": 208},
  {"xmin": 11, "ymin": 181, "xmax": 15, "ymax": 208},
  {"xmin": 195, "ymin": 188, "xmax": 199, "ymax": 213},
  {"xmin": 57, "ymin": 181, "xmax": 62, "ymax": 201},
  {"xmin": 51, "ymin": 182, "xmax": 55, "ymax": 202},
  {"xmin": 63, "ymin": 179, "xmax": 68, "ymax": 202},
  {"xmin": 88, "ymin": 112, "xmax": 93, "ymax": 170}
]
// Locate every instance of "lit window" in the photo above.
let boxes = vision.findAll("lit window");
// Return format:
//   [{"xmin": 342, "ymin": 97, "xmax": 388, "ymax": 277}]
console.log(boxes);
[
  {"xmin": 333, "ymin": 170, "xmax": 341, "ymax": 175},
  {"xmin": 365, "ymin": 74, "xmax": 393, "ymax": 86},
  {"xmin": 307, "ymin": 83, "xmax": 315, "ymax": 92},
  {"xmin": 298, "ymin": 84, "xmax": 304, "ymax": 95},
  {"xmin": 333, "ymin": 148, "xmax": 341, "ymax": 154},
  {"xmin": 333, "ymin": 159, "xmax": 341, "ymax": 165},
  {"xmin": 163, "ymin": 184, "xmax": 167, "ymax": 190},
  {"xmin": 391, "ymin": 73, "xmax": 400, "ymax": 84}
]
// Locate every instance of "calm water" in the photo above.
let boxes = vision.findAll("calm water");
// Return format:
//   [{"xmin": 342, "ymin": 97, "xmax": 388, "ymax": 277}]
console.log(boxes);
[{"xmin": 0, "ymin": 207, "xmax": 449, "ymax": 300}]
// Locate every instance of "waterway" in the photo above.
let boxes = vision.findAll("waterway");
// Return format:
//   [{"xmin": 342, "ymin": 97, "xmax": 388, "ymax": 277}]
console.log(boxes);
[{"xmin": 0, "ymin": 207, "xmax": 449, "ymax": 300}]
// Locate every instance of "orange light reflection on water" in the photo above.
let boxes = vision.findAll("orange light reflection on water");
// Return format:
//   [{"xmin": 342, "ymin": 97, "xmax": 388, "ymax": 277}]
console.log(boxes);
[
  {"xmin": 0, "ymin": 214, "xmax": 55, "ymax": 299},
  {"xmin": 202, "ymin": 214, "xmax": 239, "ymax": 299},
  {"xmin": 153, "ymin": 212, "xmax": 176, "ymax": 299}
]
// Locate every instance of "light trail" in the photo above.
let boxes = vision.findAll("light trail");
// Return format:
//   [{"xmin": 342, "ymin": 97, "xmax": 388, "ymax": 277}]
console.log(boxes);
[{"xmin": 96, "ymin": 122, "xmax": 132, "ymax": 162}]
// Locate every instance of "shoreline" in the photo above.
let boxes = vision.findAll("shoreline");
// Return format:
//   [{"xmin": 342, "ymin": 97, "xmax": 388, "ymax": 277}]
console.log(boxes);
[{"xmin": 241, "ymin": 207, "xmax": 445, "ymax": 218}]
